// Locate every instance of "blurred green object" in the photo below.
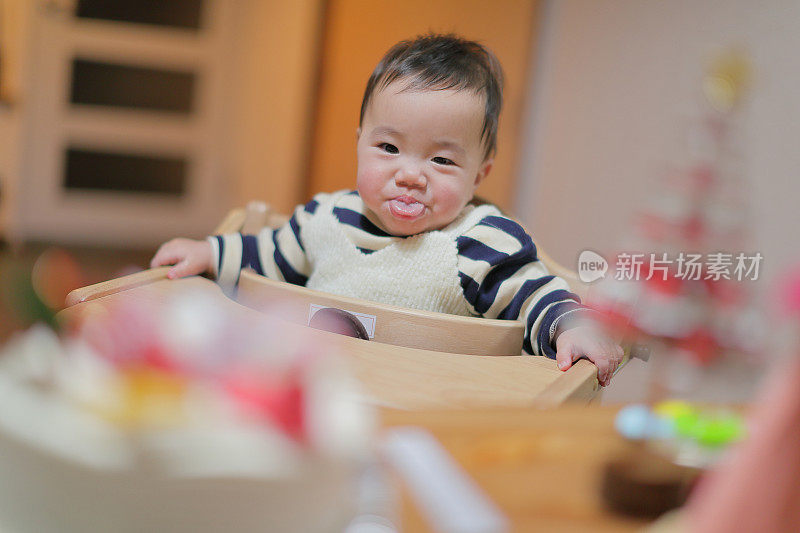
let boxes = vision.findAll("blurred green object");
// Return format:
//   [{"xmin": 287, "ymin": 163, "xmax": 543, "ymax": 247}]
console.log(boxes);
[
  {"xmin": 694, "ymin": 415, "xmax": 745, "ymax": 448},
  {"xmin": 0, "ymin": 257, "xmax": 59, "ymax": 331},
  {"xmin": 673, "ymin": 411, "xmax": 701, "ymax": 440},
  {"xmin": 654, "ymin": 399, "xmax": 745, "ymax": 449}
]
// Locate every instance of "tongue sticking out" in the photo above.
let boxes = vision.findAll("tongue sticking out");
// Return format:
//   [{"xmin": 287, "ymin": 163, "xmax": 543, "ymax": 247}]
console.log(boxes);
[{"xmin": 389, "ymin": 199, "xmax": 425, "ymax": 218}]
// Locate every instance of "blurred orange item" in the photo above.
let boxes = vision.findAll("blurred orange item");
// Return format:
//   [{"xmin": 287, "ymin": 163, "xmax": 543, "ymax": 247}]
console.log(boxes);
[{"xmin": 31, "ymin": 248, "xmax": 86, "ymax": 310}]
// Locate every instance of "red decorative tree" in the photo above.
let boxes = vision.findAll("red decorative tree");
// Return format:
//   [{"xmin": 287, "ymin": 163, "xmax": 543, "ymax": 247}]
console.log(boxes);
[{"xmin": 589, "ymin": 50, "xmax": 761, "ymax": 400}]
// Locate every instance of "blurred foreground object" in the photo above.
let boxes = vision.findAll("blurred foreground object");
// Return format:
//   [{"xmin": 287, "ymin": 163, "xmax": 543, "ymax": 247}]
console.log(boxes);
[
  {"xmin": 31, "ymin": 248, "xmax": 86, "ymax": 311},
  {"xmin": 685, "ymin": 264, "xmax": 800, "ymax": 532},
  {"xmin": 0, "ymin": 247, "xmax": 87, "ymax": 333},
  {"xmin": 615, "ymin": 401, "xmax": 744, "ymax": 468},
  {"xmin": 601, "ymin": 399, "xmax": 745, "ymax": 519},
  {"xmin": 601, "ymin": 446, "xmax": 697, "ymax": 519},
  {"xmin": 0, "ymin": 287, "xmax": 373, "ymax": 532}
]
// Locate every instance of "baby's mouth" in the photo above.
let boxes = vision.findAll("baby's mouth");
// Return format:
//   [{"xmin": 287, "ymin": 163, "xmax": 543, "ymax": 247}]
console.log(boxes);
[{"xmin": 388, "ymin": 196, "xmax": 425, "ymax": 218}]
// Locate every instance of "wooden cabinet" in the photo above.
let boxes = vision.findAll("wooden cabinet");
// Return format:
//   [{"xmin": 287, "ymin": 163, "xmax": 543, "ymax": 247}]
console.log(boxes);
[{"xmin": 16, "ymin": 0, "xmax": 234, "ymax": 246}]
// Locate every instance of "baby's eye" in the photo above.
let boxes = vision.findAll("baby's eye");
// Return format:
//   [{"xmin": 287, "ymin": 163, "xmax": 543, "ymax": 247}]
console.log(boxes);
[
  {"xmin": 379, "ymin": 143, "xmax": 399, "ymax": 154},
  {"xmin": 432, "ymin": 156, "xmax": 455, "ymax": 166}
]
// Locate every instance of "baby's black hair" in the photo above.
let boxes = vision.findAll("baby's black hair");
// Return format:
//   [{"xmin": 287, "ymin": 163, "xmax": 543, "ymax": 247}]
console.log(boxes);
[{"xmin": 359, "ymin": 34, "xmax": 504, "ymax": 159}]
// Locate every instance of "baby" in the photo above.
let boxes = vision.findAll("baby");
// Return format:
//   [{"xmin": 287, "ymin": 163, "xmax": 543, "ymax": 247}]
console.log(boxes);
[{"xmin": 152, "ymin": 34, "xmax": 623, "ymax": 386}]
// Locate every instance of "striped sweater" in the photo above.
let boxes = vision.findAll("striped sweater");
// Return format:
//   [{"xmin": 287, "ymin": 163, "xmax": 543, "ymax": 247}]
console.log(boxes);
[{"xmin": 210, "ymin": 190, "xmax": 584, "ymax": 358}]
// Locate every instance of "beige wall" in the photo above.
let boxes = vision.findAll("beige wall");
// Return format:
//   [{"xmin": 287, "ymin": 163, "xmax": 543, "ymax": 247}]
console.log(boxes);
[{"xmin": 517, "ymin": 0, "xmax": 800, "ymax": 285}]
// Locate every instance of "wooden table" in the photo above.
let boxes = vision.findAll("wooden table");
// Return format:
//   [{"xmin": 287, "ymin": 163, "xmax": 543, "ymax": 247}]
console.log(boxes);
[
  {"xmin": 382, "ymin": 405, "xmax": 653, "ymax": 532},
  {"xmin": 58, "ymin": 276, "xmax": 652, "ymax": 530},
  {"xmin": 59, "ymin": 276, "xmax": 600, "ymax": 410}
]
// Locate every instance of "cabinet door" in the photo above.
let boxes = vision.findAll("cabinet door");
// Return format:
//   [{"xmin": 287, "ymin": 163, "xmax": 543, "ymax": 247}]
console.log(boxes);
[
  {"xmin": 19, "ymin": 0, "xmax": 234, "ymax": 246},
  {"xmin": 307, "ymin": 0, "xmax": 540, "ymax": 211}
]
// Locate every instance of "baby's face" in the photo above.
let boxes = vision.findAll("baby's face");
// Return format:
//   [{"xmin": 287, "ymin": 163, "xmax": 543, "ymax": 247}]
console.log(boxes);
[{"xmin": 356, "ymin": 81, "xmax": 492, "ymax": 236}]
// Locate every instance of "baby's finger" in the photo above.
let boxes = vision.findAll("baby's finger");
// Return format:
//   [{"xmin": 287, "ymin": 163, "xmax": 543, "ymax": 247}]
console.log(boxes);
[
  {"xmin": 150, "ymin": 255, "xmax": 171, "ymax": 268},
  {"xmin": 609, "ymin": 343, "xmax": 624, "ymax": 362},
  {"xmin": 608, "ymin": 351, "xmax": 621, "ymax": 375},
  {"xmin": 151, "ymin": 247, "xmax": 180, "ymax": 268},
  {"xmin": 603, "ymin": 354, "xmax": 622, "ymax": 386},
  {"xmin": 168, "ymin": 259, "xmax": 193, "ymax": 279},
  {"xmin": 596, "ymin": 357, "xmax": 614, "ymax": 386},
  {"xmin": 555, "ymin": 343, "xmax": 575, "ymax": 371}
]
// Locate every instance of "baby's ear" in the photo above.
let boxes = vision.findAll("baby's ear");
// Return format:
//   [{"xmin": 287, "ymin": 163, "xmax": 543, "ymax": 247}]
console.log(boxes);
[{"xmin": 474, "ymin": 158, "xmax": 493, "ymax": 188}]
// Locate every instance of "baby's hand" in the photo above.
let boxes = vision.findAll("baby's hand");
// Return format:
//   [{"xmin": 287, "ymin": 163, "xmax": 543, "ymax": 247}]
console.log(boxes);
[
  {"xmin": 555, "ymin": 324, "xmax": 624, "ymax": 387},
  {"xmin": 150, "ymin": 238, "xmax": 213, "ymax": 280}
]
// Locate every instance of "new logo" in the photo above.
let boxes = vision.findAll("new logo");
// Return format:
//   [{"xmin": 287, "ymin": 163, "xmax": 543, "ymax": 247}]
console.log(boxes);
[{"xmin": 577, "ymin": 250, "xmax": 608, "ymax": 283}]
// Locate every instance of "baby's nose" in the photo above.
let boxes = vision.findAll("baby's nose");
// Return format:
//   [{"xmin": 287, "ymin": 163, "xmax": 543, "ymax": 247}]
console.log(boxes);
[{"xmin": 395, "ymin": 166, "xmax": 426, "ymax": 187}]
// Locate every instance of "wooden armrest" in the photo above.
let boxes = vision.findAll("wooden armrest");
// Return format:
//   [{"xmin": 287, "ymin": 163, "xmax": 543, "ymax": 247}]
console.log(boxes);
[
  {"xmin": 212, "ymin": 207, "xmax": 246, "ymax": 234},
  {"xmin": 65, "ymin": 266, "xmax": 172, "ymax": 307},
  {"xmin": 66, "ymin": 203, "xmax": 252, "ymax": 308},
  {"xmin": 532, "ymin": 342, "xmax": 645, "ymax": 406},
  {"xmin": 241, "ymin": 201, "xmax": 268, "ymax": 234},
  {"xmin": 265, "ymin": 211, "xmax": 290, "ymax": 228},
  {"xmin": 533, "ymin": 359, "xmax": 600, "ymax": 406},
  {"xmin": 217, "ymin": 202, "xmax": 289, "ymax": 235}
]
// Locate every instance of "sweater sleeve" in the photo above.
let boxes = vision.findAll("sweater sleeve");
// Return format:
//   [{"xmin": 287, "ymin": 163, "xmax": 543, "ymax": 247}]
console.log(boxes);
[
  {"xmin": 208, "ymin": 195, "xmax": 324, "ymax": 292},
  {"xmin": 456, "ymin": 214, "xmax": 589, "ymax": 358}
]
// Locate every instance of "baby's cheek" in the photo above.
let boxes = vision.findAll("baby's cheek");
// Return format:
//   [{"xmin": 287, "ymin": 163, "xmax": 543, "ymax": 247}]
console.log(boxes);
[
  {"xmin": 435, "ymin": 183, "xmax": 470, "ymax": 214},
  {"xmin": 356, "ymin": 170, "xmax": 382, "ymax": 201}
]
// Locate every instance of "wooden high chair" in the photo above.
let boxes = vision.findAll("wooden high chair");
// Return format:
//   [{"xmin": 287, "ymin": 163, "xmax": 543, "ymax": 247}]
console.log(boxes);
[
  {"xmin": 64, "ymin": 202, "xmax": 609, "ymax": 408},
  {"xmin": 67, "ymin": 201, "xmax": 590, "ymax": 356}
]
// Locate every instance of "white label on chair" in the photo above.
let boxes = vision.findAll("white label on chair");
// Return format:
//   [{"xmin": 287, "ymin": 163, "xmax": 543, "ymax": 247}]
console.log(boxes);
[{"xmin": 308, "ymin": 304, "xmax": 376, "ymax": 338}]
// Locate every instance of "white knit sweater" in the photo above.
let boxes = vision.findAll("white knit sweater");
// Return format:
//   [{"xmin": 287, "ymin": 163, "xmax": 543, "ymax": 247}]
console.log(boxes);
[{"xmin": 303, "ymin": 190, "xmax": 499, "ymax": 315}]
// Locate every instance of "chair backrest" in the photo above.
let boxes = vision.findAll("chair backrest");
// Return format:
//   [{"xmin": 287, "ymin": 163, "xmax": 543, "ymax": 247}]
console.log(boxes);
[{"xmin": 237, "ymin": 270, "xmax": 524, "ymax": 355}]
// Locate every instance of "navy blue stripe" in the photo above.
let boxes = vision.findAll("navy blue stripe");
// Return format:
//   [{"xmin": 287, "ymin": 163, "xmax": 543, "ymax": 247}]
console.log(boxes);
[
  {"xmin": 522, "ymin": 290, "xmax": 576, "ymax": 355},
  {"xmin": 497, "ymin": 275, "xmax": 556, "ymax": 320},
  {"xmin": 456, "ymin": 236, "xmax": 509, "ymax": 265},
  {"xmin": 304, "ymin": 199, "xmax": 319, "ymax": 214},
  {"xmin": 357, "ymin": 247, "xmax": 376, "ymax": 255},
  {"xmin": 459, "ymin": 272, "xmax": 481, "ymax": 309},
  {"xmin": 272, "ymin": 232, "xmax": 308, "ymax": 286},
  {"xmin": 477, "ymin": 216, "xmax": 538, "ymax": 259},
  {"xmin": 466, "ymin": 245, "xmax": 540, "ymax": 315},
  {"xmin": 215, "ymin": 236, "xmax": 224, "ymax": 274},
  {"xmin": 333, "ymin": 207, "xmax": 393, "ymax": 237},
  {"xmin": 288, "ymin": 215, "xmax": 305, "ymax": 252},
  {"xmin": 240, "ymin": 235, "xmax": 264, "ymax": 275},
  {"xmin": 535, "ymin": 301, "xmax": 581, "ymax": 358},
  {"xmin": 469, "ymin": 258, "xmax": 529, "ymax": 314}
]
